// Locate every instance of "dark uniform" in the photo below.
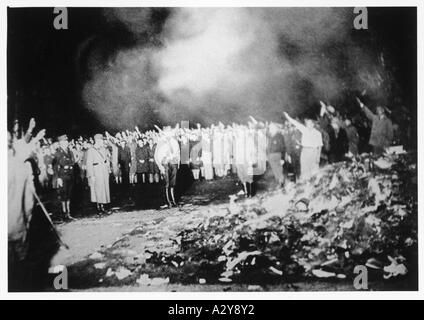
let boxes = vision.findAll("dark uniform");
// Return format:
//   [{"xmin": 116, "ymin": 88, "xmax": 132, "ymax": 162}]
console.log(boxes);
[
  {"xmin": 53, "ymin": 147, "xmax": 75, "ymax": 202},
  {"xmin": 284, "ymin": 128, "xmax": 302, "ymax": 181},
  {"xmin": 43, "ymin": 153, "xmax": 54, "ymax": 189},
  {"xmin": 136, "ymin": 144, "xmax": 150, "ymax": 174},
  {"xmin": 147, "ymin": 143, "xmax": 159, "ymax": 174},
  {"xmin": 267, "ymin": 132, "xmax": 286, "ymax": 186},
  {"xmin": 118, "ymin": 144, "xmax": 131, "ymax": 186},
  {"xmin": 136, "ymin": 143, "xmax": 149, "ymax": 183},
  {"xmin": 328, "ymin": 127, "xmax": 349, "ymax": 163}
]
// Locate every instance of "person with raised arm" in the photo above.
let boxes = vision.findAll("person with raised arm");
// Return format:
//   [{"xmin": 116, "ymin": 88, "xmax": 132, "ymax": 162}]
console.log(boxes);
[
  {"xmin": 283, "ymin": 112, "xmax": 323, "ymax": 181},
  {"xmin": 356, "ymin": 97, "xmax": 394, "ymax": 155},
  {"xmin": 154, "ymin": 126, "xmax": 180, "ymax": 208}
]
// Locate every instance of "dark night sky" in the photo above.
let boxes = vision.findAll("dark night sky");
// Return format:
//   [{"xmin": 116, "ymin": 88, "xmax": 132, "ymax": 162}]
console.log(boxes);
[{"xmin": 7, "ymin": 7, "xmax": 417, "ymax": 137}]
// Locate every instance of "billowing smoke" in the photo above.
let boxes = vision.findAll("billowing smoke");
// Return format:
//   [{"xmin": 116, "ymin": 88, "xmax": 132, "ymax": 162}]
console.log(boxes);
[{"xmin": 82, "ymin": 8, "xmax": 390, "ymax": 129}]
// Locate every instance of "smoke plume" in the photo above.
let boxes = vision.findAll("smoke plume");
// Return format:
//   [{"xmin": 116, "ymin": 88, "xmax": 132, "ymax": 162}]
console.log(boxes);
[{"xmin": 82, "ymin": 7, "xmax": 389, "ymax": 130}]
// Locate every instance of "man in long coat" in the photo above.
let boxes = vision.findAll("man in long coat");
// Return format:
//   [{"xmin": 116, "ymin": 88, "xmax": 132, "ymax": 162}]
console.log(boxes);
[{"xmin": 86, "ymin": 133, "xmax": 111, "ymax": 213}]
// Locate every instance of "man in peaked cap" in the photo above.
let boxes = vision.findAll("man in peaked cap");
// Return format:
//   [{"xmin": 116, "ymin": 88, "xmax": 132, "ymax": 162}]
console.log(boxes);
[
  {"xmin": 86, "ymin": 133, "xmax": 111, "ymax": 213},
  {"xmin": 53, "ymin": 134, "xmax": 76, "ymax": 220}
]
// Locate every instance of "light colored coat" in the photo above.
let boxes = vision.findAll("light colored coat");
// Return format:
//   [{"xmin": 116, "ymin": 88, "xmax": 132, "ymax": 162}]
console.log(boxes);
[
  {"xmin": 86, "ymin": 146, "xmax": 110, "ymax": 204},
  {"xmin": 8, "ymin": 151, "xmax": 34, "ymax": 241}
]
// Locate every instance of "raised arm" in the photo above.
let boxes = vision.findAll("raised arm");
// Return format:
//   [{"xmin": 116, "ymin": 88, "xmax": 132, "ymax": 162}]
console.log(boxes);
[
  {"xmin": 319, "ymin": 101, "xmax": 327, "ymax": 117},
  {"xmin": 283, "ymin": 112, "xmax": 306, "ymax": 133},
  {"xmin": 24, "ymin": 118, "xmax": 36, "ymax": 143},
  {"xmin": 154, "ymin": 142, "xmax": 165, "ymax": 174},
  {"xmin": 356, "ymin": 97, "xmax": 376, "ymax": 122}
]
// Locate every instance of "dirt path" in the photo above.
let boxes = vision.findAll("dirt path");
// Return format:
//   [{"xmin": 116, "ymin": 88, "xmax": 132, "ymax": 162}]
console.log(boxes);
[
  {"xmin": 51, "ymin": 175, "xmax": 245, "ymax": 268},
  {"xmin": 52, "ymin": 209, "xmax": 171, "ymax": 266}
]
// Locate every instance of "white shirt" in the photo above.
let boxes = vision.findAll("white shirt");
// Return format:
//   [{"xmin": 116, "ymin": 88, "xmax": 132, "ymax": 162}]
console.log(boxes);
[{"xmin": 299, "ymin": 127, "xmax": 323, "ymax": 148}]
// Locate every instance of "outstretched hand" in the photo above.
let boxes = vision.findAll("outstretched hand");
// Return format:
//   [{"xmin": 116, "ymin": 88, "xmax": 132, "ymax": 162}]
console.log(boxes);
[
  {"xmin": 319, "ymin": 101, "xmax": 327, "ymax": 116},
  {"xmin": 28, "ymin": 118, "xmax": 36, "ymax": 131},
  {"xmin": 34, "ymin": 129, "xmax": 46, "ymax": 141}
]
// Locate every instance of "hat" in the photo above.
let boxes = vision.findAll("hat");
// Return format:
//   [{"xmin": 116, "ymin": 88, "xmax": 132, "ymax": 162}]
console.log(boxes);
[{"xmin": 58, "ymin": 134, "xmax": 68, "ymax": 142}]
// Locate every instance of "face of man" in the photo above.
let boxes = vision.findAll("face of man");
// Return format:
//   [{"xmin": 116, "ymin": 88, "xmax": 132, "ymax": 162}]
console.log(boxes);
[
  {"xmin": 269, "ymin": 124, "xmax": 278, "ymax": 136},
  {"xmin": 345, "ymin": 119, "xmax": 351, "ymax": 127},
  {"xmin": 51, "ymin": 142, "xmax": 58, "ymax": 153},
  {"xmin": 59, "ymin": 139, "xmax": 69, "ymax": 150},
  {"xmin": 331, "ymin": 122, "xmax": 340, "ymax": 131},
  {"xmin": 94, "ymin": 138, "xmax": 103, "ymax": 147},
  {"xmin": 305, "ymin": 119, "xmax": 314, "ymax": 129},
  {"xmin": 376, "ymin": 106, "xmax": 385, "ymax": 117}
]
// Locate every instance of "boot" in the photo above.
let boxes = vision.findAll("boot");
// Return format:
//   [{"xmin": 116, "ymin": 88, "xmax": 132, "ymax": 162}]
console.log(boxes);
[
  {"xmin": 165, "ymin": 188, "xmax": 172, "ymax": 207},
  {"xmin": 247, "ymin": 183, "xmax": 252, "ymax": 198},
  {"xmin": 96, "ymin": 203, "xmax": 102, "ymax": 216},
  {"xmin": 170, "ymin": 187, "xmax": 177, "ymax": 206},
  {"xmin": 66, "ymin": 201, "xmax": 75, "ymax": 220}
]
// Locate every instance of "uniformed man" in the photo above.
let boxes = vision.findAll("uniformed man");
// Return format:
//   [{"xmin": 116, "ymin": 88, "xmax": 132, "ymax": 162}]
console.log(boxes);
[
  {"xmin": 284, "ymin": 123, "xmax": 302, "ymax": 182},
  {"xmin": 343, "ymin": 118, "xmax": 359, "ymax": 156},
  {"xmin": 53, "ymin": 135, "xmax": 75, "ymax": 220},
  {"xmin": 147, "ymin": 138, "xmax": 160, "ymax": 183},
  {"xmin": 284, "ymin": 112, "xmax": 323, "ymax": 181},
  {"xmin": 357, "ymin": 98, "xmax": 394, "ymax": 155},
  {"xmin": 118, "ymin": 136, "xmax": 131, "ymax": 187},
  {"xmin": 154, "ymin": 127, "xmax": 180, "ymax": 207},
  {"xmin": 136, "ymin": 139, "xmax": 149, "ymax": 184},
  {"xmin": 267, "ymin": 122, "xmax": 286, "ymax": 188},
  {"xmin": 86, "ymin": 133, "xmax": 111, "ymax": 213}
]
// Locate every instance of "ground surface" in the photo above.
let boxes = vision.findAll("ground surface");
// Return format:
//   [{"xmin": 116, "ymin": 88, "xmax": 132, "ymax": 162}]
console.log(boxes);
[
  {"xmin": 53, "ymin": 200, "xmax": 414, "ymax": 292},
  {"xmin": 46, "ymin": 162, "xmax": 417, "ymax": 292}
]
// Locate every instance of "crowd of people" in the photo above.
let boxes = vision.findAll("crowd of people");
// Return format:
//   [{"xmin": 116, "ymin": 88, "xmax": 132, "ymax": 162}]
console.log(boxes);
[
  {"xmin": 8, "ymin": 97, "xmax": 401, "ymax": 291},
  {"xmin": 9, "ymin": 98, "xmax": 398, "ymax": 222}
]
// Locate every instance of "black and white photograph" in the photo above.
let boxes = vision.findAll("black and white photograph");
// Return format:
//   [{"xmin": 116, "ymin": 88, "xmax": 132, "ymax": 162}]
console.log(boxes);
[{"xmin": 5, "ymin": 3, "xmax": 419, "ymax": 295}]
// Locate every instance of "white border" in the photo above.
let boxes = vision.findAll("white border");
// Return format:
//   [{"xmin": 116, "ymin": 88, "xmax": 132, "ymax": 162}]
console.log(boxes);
[{"xmin": 0, "ymin": 0, "xmax": 422, "ymax": 300}]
